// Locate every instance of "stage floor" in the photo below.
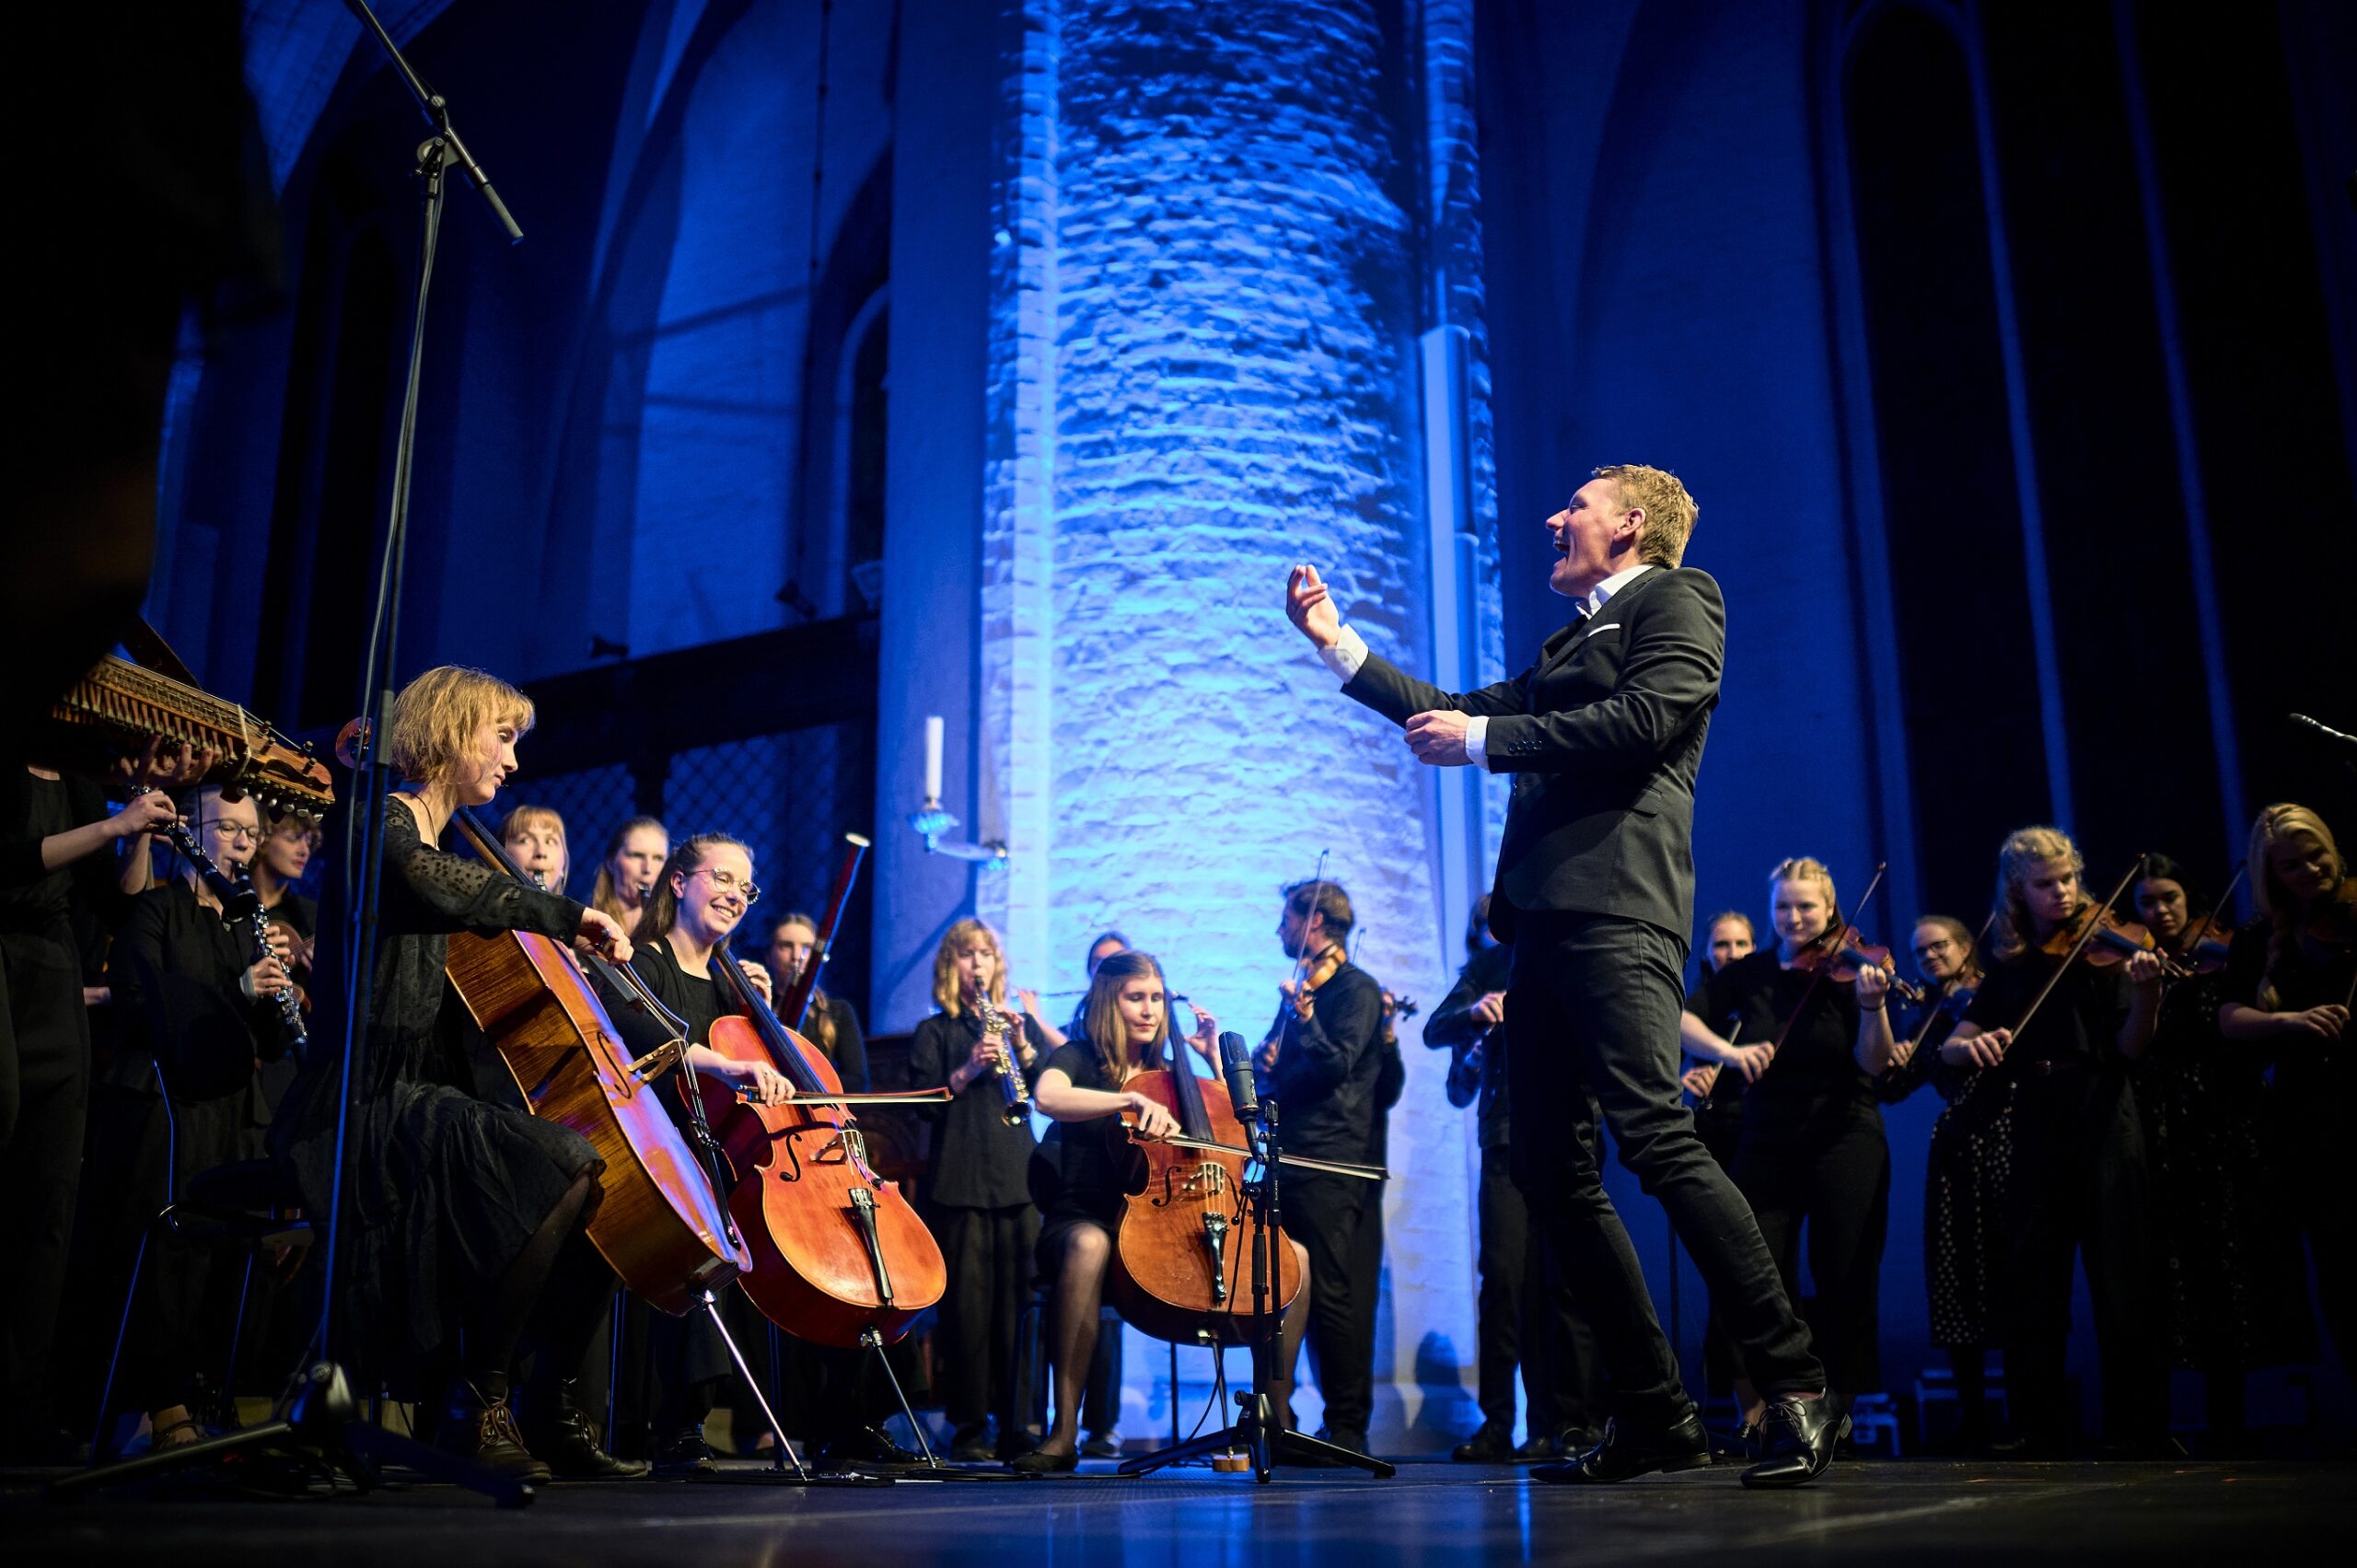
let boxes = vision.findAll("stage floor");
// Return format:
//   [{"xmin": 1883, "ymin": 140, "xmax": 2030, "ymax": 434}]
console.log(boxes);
[{"xmin": 5, "ymin": 1455, "xmax": 2340, "ymax": 1563}]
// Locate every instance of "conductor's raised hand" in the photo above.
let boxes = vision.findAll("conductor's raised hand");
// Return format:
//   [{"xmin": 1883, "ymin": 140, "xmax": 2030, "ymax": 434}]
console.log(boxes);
[
  {"xmin": 1285, "ymin": 563, "xmax": 1343, "ymax": 651},
  {"xmin": 1403, "ymin": 710, "xmax": 1473, "ymax": 767}
]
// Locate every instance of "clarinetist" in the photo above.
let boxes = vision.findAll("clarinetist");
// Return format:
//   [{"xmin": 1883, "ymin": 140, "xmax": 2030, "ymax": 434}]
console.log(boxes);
[{"xmin": 909, "ymin": 917, "xmax": 1053, "ymax": 1461}]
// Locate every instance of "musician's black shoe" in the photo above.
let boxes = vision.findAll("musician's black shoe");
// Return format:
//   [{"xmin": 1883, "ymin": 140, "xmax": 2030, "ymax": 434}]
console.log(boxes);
[
  {"xmin": 1452, "ymin": 1421, "xmax": 1515, "ymax": 1462},
  {"xmin": 436, "ymin": 1374, "xmax": 553, "ymax": 1486},
  {"xmin": 1530, "ymin": 1413, "xmax": 1711, "ymax": 1483},
  {"xmin": 652, "ymin": 1425, "xmax": 719, "ymax": 1478},
  {"xmin": 1545, "ymin": 1425, "xmax": 1602, "ymax": 1458},
  {"xmin": 1008, "ymin": 1445, "xmax": 1079, "ymax": 1475},
  {"xmin": 1739, "ymin": 1394, "xmax": 1847, "ymax": 1490},
  {"xmin": 819, "ymin": 1423, "xmax": 924, "ymax": 1469},
  {"xmin": 948, "ymin": 1422, "xmax": 996, "ymax": 1462},
  {"xmin": 1081, "ymin": 1430, "xmax": 1123, "ymax": 1459},
  {"xmin": 521, "ymin": 1378, "xmax": 652, "ymax": 1481}
]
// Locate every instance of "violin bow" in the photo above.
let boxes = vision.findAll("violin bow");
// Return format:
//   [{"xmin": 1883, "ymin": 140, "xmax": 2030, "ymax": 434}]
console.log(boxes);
[
  {"xmin": 2003, "ymin": 855, "xmax": 2147, "ymax": 1049},
  {"xmin": 2171, "ymin": 857, "xmax": 2247, "ymax": 969}
]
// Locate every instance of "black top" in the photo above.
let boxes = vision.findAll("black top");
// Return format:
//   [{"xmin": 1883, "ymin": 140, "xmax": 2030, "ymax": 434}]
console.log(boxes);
[
  {"xmin": 806, "ymin": 994, "xmax": 870, "ymax": 1094},
  {"xmin": 1962, "ymin": 947, "xmax": 2135, "ymax": 1078},
  {"xmin": 1683, "ymin": 978, "xmax": 1750, "ymax": 1125},
  {"xmin": 2223, "ymin": 916, "xmax": 2354, "ymax": 1098},
  {"xmin": 109, "ymin": 879, "xmax": 288, "ymax": 1100},
  {"xmin": 1875, "ymin": 984, "xmax": 1976, "ymax": 1104},
  {"xmin": 908, "ymin": 1005, "xmax": 1047, "ymax": 1209},
  {"xmin": 1427, "ymin": 943, "xmax": 1513, "ymax": 1149},
  {"xmin": 1262, "ymin": 960, "xmax": 1387, "ymax": 1165},
  {"xmin": 265, "ymin": 887, "xmax": 319, "ymax": 938},
  {"xmin": 1688, "ymin": 947, "xmax": 1871, "ymax": 1109},
  {"xmin": 1343, "ymin": 566, "xmax": 1724, "ymax": 940},
  {"xmin": 628, "ymin": 936, "xmax": 730, "ymax": 1046},
  {"xmin": 1033, "ymin": 1037, "xmax": 1127, "ymax": 1227},
  {"xmin": 0, "ymin": 769, "xmax": 121, "ymax": 1082}
]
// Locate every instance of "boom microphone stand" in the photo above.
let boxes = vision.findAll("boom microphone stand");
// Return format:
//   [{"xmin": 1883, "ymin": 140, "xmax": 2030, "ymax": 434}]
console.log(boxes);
[
  {"xmin": 1120, "ymin": 1036, "xmax": 1394, "ymax": 1482},
  {"xmin": 53, "ymin": 1, "xmax": 528, "ymax": 1506}
]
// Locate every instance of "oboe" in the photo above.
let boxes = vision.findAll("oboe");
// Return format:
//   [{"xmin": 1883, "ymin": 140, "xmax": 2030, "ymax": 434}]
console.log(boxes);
[
  {"xmin": 974, "ymin": 990, "xmax": 1031, "ymax": 1125},
  {"xmin": 164, "ymin": 822, "xmax": 308, "ymax": 1053}
]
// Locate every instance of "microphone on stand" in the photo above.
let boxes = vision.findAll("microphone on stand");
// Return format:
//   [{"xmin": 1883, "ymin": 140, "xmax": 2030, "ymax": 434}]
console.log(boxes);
[
  {"xmin": 2291, "ymin": 712, "xmax": 2357, "ymax": 751},
  {"xmin": 1219, "ymin": 1031, "xmax": 1261, "ymax": 1123}
]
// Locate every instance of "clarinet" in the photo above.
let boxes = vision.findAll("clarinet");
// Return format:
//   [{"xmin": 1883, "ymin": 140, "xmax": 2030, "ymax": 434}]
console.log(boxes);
[
  {"xmin": 974, "ymin": 990, "xmax": 1032, "ymax": 1125},
  {"xmin": 163, "ymin": 823, "xmax": 308, "ymax": 1053}
]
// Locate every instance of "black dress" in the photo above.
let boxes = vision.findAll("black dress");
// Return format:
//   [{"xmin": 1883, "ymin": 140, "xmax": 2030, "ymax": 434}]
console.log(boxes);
[
  {"xmin": 1032, "ymin": 1037, "xmax": 1127, "ymax": 1272},
  {"xmin": 908, "ymin": 1005, "xmax": 1045, "ymax": 1437},
  {"xmin": 268, "ymin": 798, "xmax": 600, "ymax": 1386},
  {"xmin": 1879, "ymin": 988, "xmax": 2014, "ymax": 1350},
  {"xmin": 1687, "ymin": 948, "xmax": 1890, "ymax": 1397},
  {"xmin": 2131, "ymin": 951, "xmax": 2314, "ymax": 1375}
]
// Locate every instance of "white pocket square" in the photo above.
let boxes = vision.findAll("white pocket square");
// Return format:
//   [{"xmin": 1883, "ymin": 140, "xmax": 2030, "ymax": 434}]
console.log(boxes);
[{"xmin": 1583, "ymin": 621, "xmax": 1620, "ymax": 635}]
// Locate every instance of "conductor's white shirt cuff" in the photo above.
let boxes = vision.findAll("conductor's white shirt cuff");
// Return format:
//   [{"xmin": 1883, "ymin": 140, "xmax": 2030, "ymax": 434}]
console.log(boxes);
[{"xmin": 1318, "ymin": 624, "xmax": 1369, "ymax": 683}]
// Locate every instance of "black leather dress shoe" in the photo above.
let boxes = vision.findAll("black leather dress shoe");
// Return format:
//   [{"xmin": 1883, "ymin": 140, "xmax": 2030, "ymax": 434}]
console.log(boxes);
[
  {"xmin": 522, "ymin": 1377, "xmax": 653, "ymax": 1481},
  {"xmin": 819, "ymin": 1423, "xmax": 925, "ymax": 1469},
  {"xmin": 1531, "ymin": 1414, "xmax": 1711, "ymax": 1483},
  {"xmin": 1452, "ymin": 1421, "xmax": 1515, "ymax": 1462},
  {"xmin": 1739, "ymin": 1395, "xmax": 1847, "ymax": 1489}
]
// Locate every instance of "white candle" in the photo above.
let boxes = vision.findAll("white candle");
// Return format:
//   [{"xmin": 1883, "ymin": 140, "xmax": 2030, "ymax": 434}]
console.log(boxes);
[{"xmin": 923, "ymin": 714, "xmax": 945, "ymax": 804}]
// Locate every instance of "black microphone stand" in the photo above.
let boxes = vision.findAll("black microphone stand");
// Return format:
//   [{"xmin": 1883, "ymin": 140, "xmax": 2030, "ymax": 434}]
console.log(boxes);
[
  {"xmin": 1119, "ymin": 1048, "xmax": 1393, "ymax": 1482},
  {"xmin": 52, "ymin": 1, "xmax": 528, "ymax": 1507}
]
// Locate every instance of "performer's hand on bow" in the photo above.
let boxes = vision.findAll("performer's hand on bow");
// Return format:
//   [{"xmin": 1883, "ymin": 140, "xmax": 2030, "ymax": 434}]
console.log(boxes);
[
  {"xmin": 575, "ymin": 908, "xmax": 633, "ymax": 965},
  {"xmin": 1941, "ymin": 1026, "xmax": 2009, "ymax": 1069},
  {"xmin": 1404, "ymin": 710, "xmax": 1473, "ymax": 767}
]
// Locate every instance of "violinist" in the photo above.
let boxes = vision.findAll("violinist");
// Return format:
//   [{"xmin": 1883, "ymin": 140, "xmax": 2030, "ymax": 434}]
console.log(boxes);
[
  {"xmin": 1877, "ymin": 914, "xmax": 2009, "ymax": 1452},
  {"xmin": 1679, "ymin": 858, "xmax": 1897, "ymax": 1430},
  {"xmin": 909, "ymin": 918, "xmax": 1051, "ymax": 1462},
  {"xmin": 2130, "ymin": 854, "xmax": 2313, "ymax": 1448},
  {"xmin": 1017, "ymin": 951, "xmax": 1249, "ymax": 1472},
  {"xmin": 266, "ymin": 667, "xmax": 643, "ymax": 1483},
  {"xmin": 1429, "ymin": 895, "xmax": 1602, "ymax": 1463},
  {"xmin": 589, "ymin": 815, "xmax": 668, "ymax": 936},
  {"xmin": 500, "ymin": 803, "xmax": 570, "ymax": 895},
  {"xmin": 1945, "ymin": 827, "xmax": 2168, "ymax": 1458},
  {"xmin": 1258, "ymin": 877, "xmax": 1387, "ymax": 1456},
  {"xmin": 2217, "ymin": 805, "xmax": 2353, "ymax": 1366},
  {"xmin": 618, "ymin": 833, "xmax": 792, "ymax": 1477},
  {"xmin": 79, "ymin": 784, "xmax": 296, "ymax": 1452}
]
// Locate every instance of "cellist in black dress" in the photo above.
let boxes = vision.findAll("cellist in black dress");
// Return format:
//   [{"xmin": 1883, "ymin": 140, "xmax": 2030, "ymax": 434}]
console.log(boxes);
[
  {"xmin": 1015, "ymin": 949, "xmax": 1213, "ymax": 1473},
  {"xmin": 268, "ymin": 666, "xmax": 644, "ymax": 1483}
]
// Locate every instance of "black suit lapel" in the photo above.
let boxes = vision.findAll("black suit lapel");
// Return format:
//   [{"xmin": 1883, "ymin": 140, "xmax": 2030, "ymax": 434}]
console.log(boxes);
[{"xmin": 1540, "ymin": 567, "xmax": 1669, "ymax": 674}]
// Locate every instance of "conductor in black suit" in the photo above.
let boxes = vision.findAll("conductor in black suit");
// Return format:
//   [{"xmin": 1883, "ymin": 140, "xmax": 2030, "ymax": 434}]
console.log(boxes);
[{"xmin": 1284, "ymin": 464, "xmax": 1842, "ymax": 1487}]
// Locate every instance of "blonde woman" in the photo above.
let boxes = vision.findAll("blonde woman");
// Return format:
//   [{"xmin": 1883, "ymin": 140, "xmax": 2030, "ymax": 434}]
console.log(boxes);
[
  {"xmin": 499, "ymin": 803, "xmax": 570, "ymax": 894},
  {"xmin": 1016, "ymin": 950, "xmax": 1255, "ymax": 1472},
  {"xmin": 266, "ymin": 666, "xmax": 644, "ymax": 1484},
  {"xmin": 908, "ymin": 917, "xmax": 1051, "ymax": 1460},
  {"xmin": 1679, "ymin": 857, "xmax": 1896, "ymax": 1428},
  {"xmin": 2218, "ymin": 805, "xmax": 2351, "ymax": 1365},
  {"xmin": 1945, "ymin": 826, "xmax": 2166, "ymax": 1458},
  {"xmin": 589, "ymin": 815, "xmax": 668, "ymax": 933}
]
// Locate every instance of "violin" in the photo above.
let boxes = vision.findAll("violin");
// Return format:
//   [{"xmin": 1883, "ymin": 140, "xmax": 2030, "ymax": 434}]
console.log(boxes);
[
  {"xmin": 1289, "ymin": 944, "xmax": 1347, "ymax": 1021},
  {"xmin": 2038, "ymin": 902, "xmax": 2189, "ymax": 980},
  {"xmin": 2306, "ymin": 879, "xmax": 2357, "ymax": 950},
  {"xmin": 1789, "ymin": 927, "xmax": 1926, "ymax": 1005},
  {"xmin": 697, "ymin": 836, "xmax": 953, "ymax": 1349}
]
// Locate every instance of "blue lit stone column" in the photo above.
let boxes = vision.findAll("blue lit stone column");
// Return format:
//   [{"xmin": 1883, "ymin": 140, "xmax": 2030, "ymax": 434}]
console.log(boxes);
[{"xmin": 962, "ymin": 0, "xmax": 1504, "ymax": 1444}]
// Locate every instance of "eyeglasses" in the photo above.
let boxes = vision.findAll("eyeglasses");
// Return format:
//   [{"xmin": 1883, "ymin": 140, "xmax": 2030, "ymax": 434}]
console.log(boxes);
[
  {"xmin": 205, "ymin": 822, "xmax": 261, "ymax": 843},
  {"xmin": 691, "ymin": 867, "xmax": 761, "ymax": 905},
  {"xmin": 1913, "ymin": 939, "xmax": 1955, "ymax": 958}
]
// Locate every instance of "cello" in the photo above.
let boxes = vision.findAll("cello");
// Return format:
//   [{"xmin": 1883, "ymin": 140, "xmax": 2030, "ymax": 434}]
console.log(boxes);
[
  {"xmin": 693, "ymin": 835, "xmax": 951, "ymax": 1349},
  {"xmin": 1108, "ymin": 1006, "xmax": 1305, "ymax": 1346},
  {"xmin": 441, "ymin": 809, "xmax": 751, "ymax": 1316}
]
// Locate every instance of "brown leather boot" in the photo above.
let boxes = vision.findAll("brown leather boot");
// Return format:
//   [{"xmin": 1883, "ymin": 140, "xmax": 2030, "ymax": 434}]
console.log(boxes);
[{"xmin": 436, "ymin": 1373, "xmax": 553, "ymax": 1485}]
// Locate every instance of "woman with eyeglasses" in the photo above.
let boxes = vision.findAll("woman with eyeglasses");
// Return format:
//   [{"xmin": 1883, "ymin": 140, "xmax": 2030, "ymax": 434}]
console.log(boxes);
[
  {"xmin": 80, "ymin": 784, "xmax": 296, "ymax": 1452},
  {"xmin": 1874, "ymin": 914, "xmax": 2008, "ymax": 1452},
  {"xmin": 614, "ymin": 833, "xmax": 790, "ymax": 1473}
]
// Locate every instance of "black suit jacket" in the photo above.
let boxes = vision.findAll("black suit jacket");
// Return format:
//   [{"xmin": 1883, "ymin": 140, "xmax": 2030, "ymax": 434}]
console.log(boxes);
[{"xmin": 1342, "ymin": 564, "xmax": 1724, "ymax": 941}]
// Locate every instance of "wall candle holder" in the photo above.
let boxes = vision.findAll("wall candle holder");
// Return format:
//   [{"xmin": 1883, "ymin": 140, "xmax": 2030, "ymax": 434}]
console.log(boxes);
[{"xmin": 908, "ymin": 714, "xmax": 1009, "ymax": 870}]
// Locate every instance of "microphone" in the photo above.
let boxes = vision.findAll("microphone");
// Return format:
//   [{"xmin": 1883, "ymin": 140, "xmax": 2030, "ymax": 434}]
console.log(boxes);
[
  {"xmin": 2291, "ymin": 712, "xmax": 2357, "ymax": 752},
  {"xmin": 1219, "ymin": 1031, "xmax": 1261, "ymax": 1122}
]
